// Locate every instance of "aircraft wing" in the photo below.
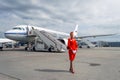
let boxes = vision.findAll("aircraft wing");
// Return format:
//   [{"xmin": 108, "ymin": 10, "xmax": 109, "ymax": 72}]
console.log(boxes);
[{"xmin": 75, "ymin": 33, "xmax": 116, "ymax": 39}]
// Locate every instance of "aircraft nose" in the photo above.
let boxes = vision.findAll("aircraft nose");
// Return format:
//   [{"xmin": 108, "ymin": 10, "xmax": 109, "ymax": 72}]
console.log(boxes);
[{"xmin": 4, "ymin": 30, "xmax": 13, "ymax": 39}]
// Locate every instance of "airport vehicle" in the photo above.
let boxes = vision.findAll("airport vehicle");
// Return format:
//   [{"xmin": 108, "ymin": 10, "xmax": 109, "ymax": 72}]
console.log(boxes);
[
  {"xmin": 4, "ymin": 25, "xmax": 115, "ymax": 52},
  {"xmin": 0, "ymin": 38, "xmax": 16, "ymax": 50},
  {"xmin": 78, "ymin": 39, "xmax": 95, "ymax": 48},
  {"xmin": 0, "ymin": 38, "xmax": 15, "ymax": 43}
]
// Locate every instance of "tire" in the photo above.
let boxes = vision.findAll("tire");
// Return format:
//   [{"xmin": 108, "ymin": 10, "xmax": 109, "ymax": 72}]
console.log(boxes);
[
  {"xmin": 33, "ymin": 46, "xmax": 36, "ymax": 51},
  {"xmin": 25, "ymin": 47, "xmax": 28, "ymax": 51},
  {"xmin": 87, "ymin": 46, "xmax": 90, "ymax": 48},
  {"xmin": 79, "ymin": 46, "xmax": 82, "ymax": 48},
  {"xmin": 48, "ymin": 48, "xmax": 52, "ymax": 52}
]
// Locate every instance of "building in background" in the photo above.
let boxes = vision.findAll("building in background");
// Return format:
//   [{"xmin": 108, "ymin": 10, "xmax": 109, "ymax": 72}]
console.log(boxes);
[{"xmin": 93, "ymin": 41, "xmax": 120, "ymax": 47}]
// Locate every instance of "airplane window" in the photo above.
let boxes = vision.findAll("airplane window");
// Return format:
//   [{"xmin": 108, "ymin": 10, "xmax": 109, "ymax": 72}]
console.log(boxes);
[
  {"xmin": 22, "ymin": 28, "xmax": 25, "ymax": 30},
  {"xmin": 13, "ymin": 28, "xmax": 18, "ymax": 30},
  {"xmin": 19, "ymin": 28, "xmax": 22, "ymax": 30},
  {"xmin": 13, "ymin": 27, "xmax": 22, "ymax": 30},
  {"xmin": 13, "ymin": 27, "xmax": 26, "ymax": 30},
  {"xmin": 13, "ymin": 28, "xmax": 15, "ymax": 29}
]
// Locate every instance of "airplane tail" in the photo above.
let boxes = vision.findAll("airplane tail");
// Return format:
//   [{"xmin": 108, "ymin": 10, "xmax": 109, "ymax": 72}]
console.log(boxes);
[{"xmin": 73, "ymin": 24, "xmax": 78, "ymax": 37}]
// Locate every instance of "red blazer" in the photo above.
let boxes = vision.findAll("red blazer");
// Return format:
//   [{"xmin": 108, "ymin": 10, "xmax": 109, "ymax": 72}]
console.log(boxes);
[{"xmin": 67, "ymin": 38, "xmax": 78, "ymax": 50}]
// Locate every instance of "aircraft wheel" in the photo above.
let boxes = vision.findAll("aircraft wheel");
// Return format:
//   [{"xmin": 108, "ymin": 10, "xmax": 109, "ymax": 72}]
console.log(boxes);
[
  {"xmin": 87, "ymin": 46, "xmax": 90, "ymax": 48},
  {"xmin": 48, "ymin": 46, "xmax": 54, "ymax": 52},
  {"xmin": 25, "ymin": 47, "xmax": 28, "ymax": 51}
]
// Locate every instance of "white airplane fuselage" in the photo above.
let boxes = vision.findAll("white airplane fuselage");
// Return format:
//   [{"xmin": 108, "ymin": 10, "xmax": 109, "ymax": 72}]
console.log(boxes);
[{"xmin": 4, "ymin": 25, "xmax": 69, "ymax": 43}]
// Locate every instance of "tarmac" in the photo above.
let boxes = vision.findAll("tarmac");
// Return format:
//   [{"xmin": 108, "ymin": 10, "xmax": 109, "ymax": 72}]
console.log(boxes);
[{"xmin": 0, "ymin": 47, "xmax": 120, "ymax": 80}]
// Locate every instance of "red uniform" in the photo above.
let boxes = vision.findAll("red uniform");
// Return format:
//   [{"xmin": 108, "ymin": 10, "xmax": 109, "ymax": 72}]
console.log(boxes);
[{"xmin": 67, "ymin": 38, "xmax": 78, "ymax": 61}]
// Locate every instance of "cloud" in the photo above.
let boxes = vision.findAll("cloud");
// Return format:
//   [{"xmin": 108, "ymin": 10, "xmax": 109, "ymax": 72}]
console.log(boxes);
[{"xmin": 0, "ymin": 0, "xmax": 120, "ymax": 41}]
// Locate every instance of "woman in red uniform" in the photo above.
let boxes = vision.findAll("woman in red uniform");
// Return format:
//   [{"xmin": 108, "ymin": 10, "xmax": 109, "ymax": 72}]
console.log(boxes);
[{"xmin": 67, "ymin": 32, "xmax": 78, "ymax": 73}]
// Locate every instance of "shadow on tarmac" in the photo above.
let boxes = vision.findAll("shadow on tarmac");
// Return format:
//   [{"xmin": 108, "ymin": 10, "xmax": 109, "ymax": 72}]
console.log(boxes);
[{"xmin": 35, "ymin": 69, "xmax": 69, "ymax": 73}]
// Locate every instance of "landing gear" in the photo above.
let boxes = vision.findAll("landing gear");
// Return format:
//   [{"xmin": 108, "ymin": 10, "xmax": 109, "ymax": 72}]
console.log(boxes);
[{"xmin": 25, "ymin": 42, "xmax": 33, "ymax": 51}]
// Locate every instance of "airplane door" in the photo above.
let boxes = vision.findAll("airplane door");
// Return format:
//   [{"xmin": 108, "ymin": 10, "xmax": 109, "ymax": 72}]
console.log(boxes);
[{"xmin": 26, "ymin": 26, "xmax": 34, "ymax": 36}]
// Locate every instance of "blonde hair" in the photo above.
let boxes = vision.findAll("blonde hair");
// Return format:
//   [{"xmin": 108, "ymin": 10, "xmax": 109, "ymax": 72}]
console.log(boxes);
[{"xmin": 70, "ymin": 32, "xmax": 74, "ymax": 38}]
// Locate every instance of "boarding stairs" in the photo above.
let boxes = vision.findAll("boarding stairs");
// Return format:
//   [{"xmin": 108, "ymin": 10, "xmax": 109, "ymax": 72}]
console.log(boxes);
[{"xmin": 33, "ymin": 29, "xmax": 67, "ymax": 52}]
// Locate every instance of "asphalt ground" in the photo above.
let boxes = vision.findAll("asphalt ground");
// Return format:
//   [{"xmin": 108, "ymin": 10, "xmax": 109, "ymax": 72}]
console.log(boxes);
[{"xmin": 0, "ymin": 47, "xmax": 120, "ymax": 80}]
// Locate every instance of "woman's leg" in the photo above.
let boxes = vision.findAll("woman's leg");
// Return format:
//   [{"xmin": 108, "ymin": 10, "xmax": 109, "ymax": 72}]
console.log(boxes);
[{"xmin": 69, "ymin": 61, "xmax": 74, "ymax": 73}]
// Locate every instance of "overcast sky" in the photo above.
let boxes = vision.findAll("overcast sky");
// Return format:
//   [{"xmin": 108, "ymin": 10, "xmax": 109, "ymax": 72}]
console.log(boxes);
[{"xmin": 0, "ymin": 0, "xmax": 120, "ymax": 41}]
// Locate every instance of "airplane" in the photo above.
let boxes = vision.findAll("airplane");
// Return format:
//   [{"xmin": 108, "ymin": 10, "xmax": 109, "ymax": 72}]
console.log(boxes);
[{"xmin": 4, "ymin": 25, "xmax": 115, "ymax": 52}]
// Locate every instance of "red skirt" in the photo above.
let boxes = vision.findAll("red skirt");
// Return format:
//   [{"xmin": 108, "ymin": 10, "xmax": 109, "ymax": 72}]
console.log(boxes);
[{"xmin": 68, "ymin": 50, "xmax": 76, "ymax": 61}]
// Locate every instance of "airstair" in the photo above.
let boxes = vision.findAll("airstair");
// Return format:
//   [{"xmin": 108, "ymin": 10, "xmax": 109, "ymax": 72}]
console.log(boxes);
[{"xmin": 33, "ymin": 29, "xmax": 67, "ymax": 52}]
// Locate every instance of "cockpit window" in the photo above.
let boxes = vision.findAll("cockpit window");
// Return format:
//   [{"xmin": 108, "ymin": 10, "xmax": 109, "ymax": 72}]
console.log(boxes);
[
  {"xmin": 13, "ymin": 27, "xmax": 25, "ymax": 30},
  {"xmin": 13, "ymin": 27, "xmax": 21, "ymax": 30},
  {"xmin": 22, "ymin": 28, "xmax": 25, "ymax": 30}
]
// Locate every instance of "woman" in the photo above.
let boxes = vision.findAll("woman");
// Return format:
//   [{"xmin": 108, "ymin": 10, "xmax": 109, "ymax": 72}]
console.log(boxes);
[{"xmin": 67, "ymin": 32, "xmax": 78, "ymax": 73}]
